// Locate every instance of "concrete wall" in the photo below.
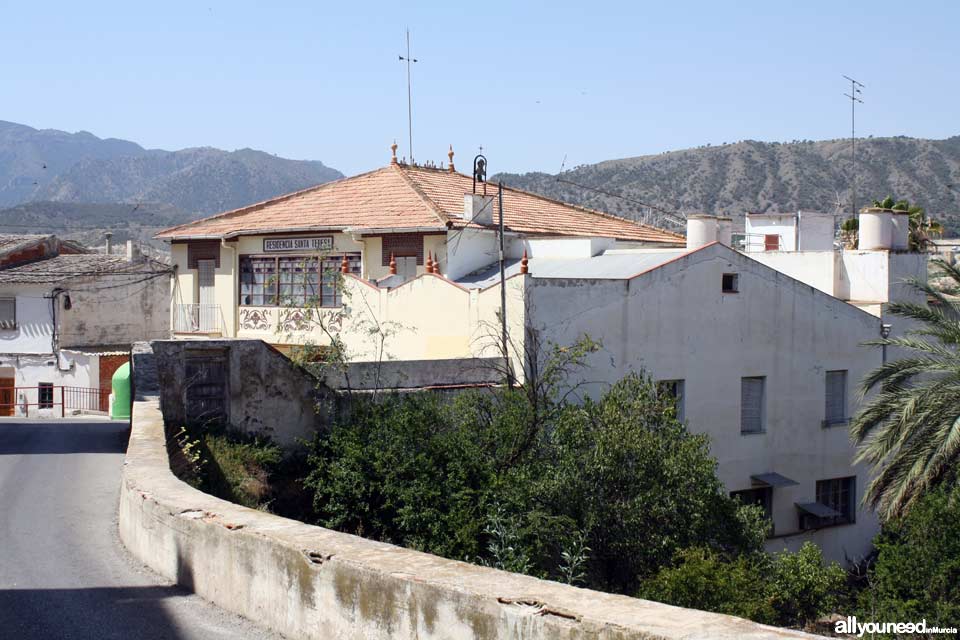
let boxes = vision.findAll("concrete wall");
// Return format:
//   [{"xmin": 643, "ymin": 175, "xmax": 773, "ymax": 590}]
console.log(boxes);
[
  {"xmin": 0, "ymin": 287, "xmax": 54, "ymax": 354},
  {"xmin": 151, "ymin": 339, "xmax": 333, "ymax": 448},
  {"xmin": 745, "ymin": 214, "xmax": 797, "ymax": 251},
  {"xmin": 527, "ymin": 243, "xmax": 883, "ymax": 563},
  {"xmin": 59, "ymin": 267, "xmax": 172, "ymax": 348},
  {"xmin": 0, "ymin": 350, "xmax": 99, "ymax": 417},
  {"xmin": 119, "ymin": 341, "xmax": 822, "ymax": 640}
]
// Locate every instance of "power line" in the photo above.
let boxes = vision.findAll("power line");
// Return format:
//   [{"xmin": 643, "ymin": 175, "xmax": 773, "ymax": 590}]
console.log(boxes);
[{"xmin": 552, "ymin": 177, "xmax": 686, "ymax": 229}]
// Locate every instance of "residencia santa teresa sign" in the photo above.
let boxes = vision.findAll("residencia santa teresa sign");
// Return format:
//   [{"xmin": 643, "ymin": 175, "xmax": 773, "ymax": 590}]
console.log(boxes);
[{"xmin": 262, "ymin": 236, "xmax": 334, "ymax": 252}]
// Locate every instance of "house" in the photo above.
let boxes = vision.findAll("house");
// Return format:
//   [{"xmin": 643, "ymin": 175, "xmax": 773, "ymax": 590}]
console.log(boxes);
[
  {"xmin": 0, "ymin": 238, "xmax": 172, "ymax": 417},
  {"xmin": 156, "ymin": 146, "xmax": 927, "ymax": 564}
]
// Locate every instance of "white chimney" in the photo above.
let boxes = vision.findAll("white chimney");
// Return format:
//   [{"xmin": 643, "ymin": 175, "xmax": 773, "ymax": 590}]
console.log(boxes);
[
  {"xmin": 858, "ymin": 208, "xmax": 893, "ymax": 250},
  {"xmin": 686, "ymin": 214, "xmax": 718, "ymax": 250},
  {"xmin": 891, "ymin": 211, "xmax": 910, "ymax": 251},
  {"xmin": 463, "ymin": 194, "xmax": 495, "ymax": 226},
  {"xmin": 716, "ymin": 216, "xmax": 733, "ymax": 246},
  {"xmin": 126, "ymin": 240, "xmax": 141, "ymax": 263},
  {"xmin": 104, "ymin": 231, "xmax": 113, "ymax": 254}
]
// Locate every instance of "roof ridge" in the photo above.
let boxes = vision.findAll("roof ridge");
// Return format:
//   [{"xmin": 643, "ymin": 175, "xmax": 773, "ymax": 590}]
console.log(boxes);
[
  {"xmin": 392, "ymin": 164, "xmax": 452, "ymax": 226},
  {"xmin": 154, "ymin": 167, "xmax": 393, "ymax": 238}
]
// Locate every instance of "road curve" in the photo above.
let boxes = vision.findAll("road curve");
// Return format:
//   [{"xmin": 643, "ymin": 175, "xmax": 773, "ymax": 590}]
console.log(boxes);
[{"xmin": 0, "ymin": 418, "xmax": 280, "ymax": 640}]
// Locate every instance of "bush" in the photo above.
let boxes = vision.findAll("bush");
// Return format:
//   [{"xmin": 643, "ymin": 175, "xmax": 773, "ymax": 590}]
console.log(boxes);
[
  {"xmin": 856, "ymin": 487, "xmax": 960, "ymax": 627},
  {"xmin": 640, "ymin": 542, "xmax": 847, "ymax": 628},
  {"xmin": 170, "ymin": 425, "xmax": 282, "ymax": 510},
  {"xmin": 302, "ymin": 371, "xmax": 767, "ymax": 593}
]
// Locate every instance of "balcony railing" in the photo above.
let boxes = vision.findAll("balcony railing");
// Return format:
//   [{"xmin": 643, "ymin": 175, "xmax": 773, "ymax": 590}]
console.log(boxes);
[{"xmin": 174, "ymin": 304, "xmax": 222, "ymax": 334}]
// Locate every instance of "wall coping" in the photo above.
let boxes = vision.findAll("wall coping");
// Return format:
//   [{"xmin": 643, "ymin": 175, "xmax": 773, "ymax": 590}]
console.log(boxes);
[{"xmin": 118, "ymin": 343, "xmax": 825, "ymax": 640}]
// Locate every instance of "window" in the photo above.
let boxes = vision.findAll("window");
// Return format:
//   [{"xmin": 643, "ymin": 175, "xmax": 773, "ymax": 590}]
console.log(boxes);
[
  {"xmin": 801, "ymin": 477, "xmax": 856, "ymax": 529},
  {"xmin": 0, "ymin": 298, "xmax": 15, "ymax": 330},
  {"xmin": 823, "ymin": 370, "xmax": 848, "ymax": 427},
  {"xmin": 722, "ymin": 273, "xmax": 739, "ymax": 293},
  {"xmin": 731, "ymin": 487, "xmax": 773, "ymax": 523},
  {"xmin": 764, "ymin": 234, "xmax": 780, "ymax": 251},
  {"xmin": 741, "ymin": 376, "xmax": 765, "ymax": 433},
  {"xmin": 38, "ymin": 382, "xmax": 54, "ymax": 409},
  {"xmin": 240, "ymin": 257, "xmax": 278, "ymax": 306},
  {"xmin": 657, "ymin": 379, "xmax": 685, "ymax": 422},
  {"xmin": 239, "ymin": 254, "xmax": 360, "ymax": 308}
]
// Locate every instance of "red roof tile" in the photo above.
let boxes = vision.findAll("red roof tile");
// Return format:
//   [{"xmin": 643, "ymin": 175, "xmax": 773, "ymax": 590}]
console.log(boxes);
[{"xmin": 156, "ymin": 163, "xmax": 683, "ymax": 244}]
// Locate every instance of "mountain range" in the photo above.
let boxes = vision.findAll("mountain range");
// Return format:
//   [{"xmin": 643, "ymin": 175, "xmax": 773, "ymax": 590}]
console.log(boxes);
[
  {"xmin": 3, "ymin": 119, "xmax": 960, "ymax": 248},
  {"xmin": 497, "ymin": 136, "xmax": 960, "ymax": 234},
  {"xmin": 0, "ymin": 120, "xmax": 343, "ymax": 247}
]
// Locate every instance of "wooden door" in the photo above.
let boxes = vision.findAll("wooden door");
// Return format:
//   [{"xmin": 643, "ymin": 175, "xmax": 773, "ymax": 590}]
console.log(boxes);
[
  {"xmin": 98, "ymin": 355, "xmax": 128, "ymax": 412},
  {"xmin": 0, "ymin": 378, "xmax": 13, "ymax": 417}
]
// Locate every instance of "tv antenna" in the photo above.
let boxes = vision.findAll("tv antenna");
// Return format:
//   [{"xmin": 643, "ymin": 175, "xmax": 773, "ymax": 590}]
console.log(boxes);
[
  {"xmin": 399, "ymin": 29, "xmax": 418, "ymax": 163},
  {"xmin": 843, "ymin": 75, "xmax": 865, "ymax": 220}
]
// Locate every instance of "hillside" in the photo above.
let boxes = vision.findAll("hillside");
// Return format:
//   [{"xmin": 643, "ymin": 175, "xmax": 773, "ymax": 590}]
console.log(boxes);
[
  {"xmin": 0, "ymin": 119, "xmax": 343, "ymax": 216},
  {"xmin": 497, "ymin": 136, "xmax": 960, "ymax": 233}
]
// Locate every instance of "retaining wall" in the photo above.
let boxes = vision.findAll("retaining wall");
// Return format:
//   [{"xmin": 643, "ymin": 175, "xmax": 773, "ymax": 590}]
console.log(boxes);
[{"xmin": 119, "ymin": 341, "xmax": 824, "ymax": 640}]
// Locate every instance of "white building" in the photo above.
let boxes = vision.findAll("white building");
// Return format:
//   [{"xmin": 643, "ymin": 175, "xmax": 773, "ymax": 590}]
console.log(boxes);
[
  {"xmin": 156, "ymin": 148, "xmax": 927, "ymax": 564},
  {"xmin": 0, "ymin": 237, "xmax": 172, "ymax": 417}
]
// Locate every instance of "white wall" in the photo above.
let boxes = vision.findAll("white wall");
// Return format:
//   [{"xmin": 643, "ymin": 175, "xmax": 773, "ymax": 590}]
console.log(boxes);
[
  {"xmin": 509, "ymin": 236, "xmax": 615, "ymax": 260},
  {"xmin": 744, "ymin": 214, "xmax": 797, "ymax": 252},
  {"xmin": 527, "ymin": 243, "xmax": 883, "ymax": 563},
  {"xmin": 0, "ymin": 289, "xmax": 54, "ymax": 354},
  {"xmin": 443, "ymin": 228, "xmax": 498, "ymax": 280},
  {"xmin": 3, "ymin": 351, "xmax": 99, "ymax": 417},
  {"xmin": 746, "ymin": 251, "xmax": 837, "ymax": 298},
  {"xmin": 797, "ymin": 212, "xmax": 836, "ymax": 251}
]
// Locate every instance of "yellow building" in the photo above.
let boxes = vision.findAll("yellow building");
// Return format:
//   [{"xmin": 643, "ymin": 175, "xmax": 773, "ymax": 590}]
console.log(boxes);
[{"xmin": 156, "ymin": 146, "xmax": 683, "ymax": 368}]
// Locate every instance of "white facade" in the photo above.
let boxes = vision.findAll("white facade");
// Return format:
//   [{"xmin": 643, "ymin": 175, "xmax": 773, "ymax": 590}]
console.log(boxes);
[
  {"xmin": 525, "ymin": 243, "xmax": 886, "ymax": 562},
  {"xmin": 744, "ymin": 211, "xmax": 836, "ymax": 252}
]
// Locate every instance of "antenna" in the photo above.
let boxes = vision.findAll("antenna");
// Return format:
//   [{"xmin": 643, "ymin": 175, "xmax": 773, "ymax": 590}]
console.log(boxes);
[
  {"xmin": 843, "ymin": 75, "xmax": 865, "ymax": 220},
  {"xmin": 399, "ymin": 29, "xmax": 418, "ymax": 164}
]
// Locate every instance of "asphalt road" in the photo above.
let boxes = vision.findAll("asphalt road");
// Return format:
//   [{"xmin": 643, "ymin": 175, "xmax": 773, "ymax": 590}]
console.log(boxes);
[{"xmin": 0, "ymin": 418, "xmax": 280, "ymax": 640}]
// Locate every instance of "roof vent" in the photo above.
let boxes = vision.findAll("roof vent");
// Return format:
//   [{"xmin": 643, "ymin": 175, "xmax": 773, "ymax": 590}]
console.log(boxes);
[{"xmin": 464, "ymin": 194, "xmax": 495, "ymax": 225}]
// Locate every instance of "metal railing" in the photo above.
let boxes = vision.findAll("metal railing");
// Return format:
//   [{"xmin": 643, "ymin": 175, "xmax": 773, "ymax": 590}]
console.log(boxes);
[
  {"xmin": 733, "ymin": 233, "xmax": 787, "ymax": 252},
  {"xmin": 0, "ymin": 386, "xmax": 106, "ymax": 417},
  {"xmin": 173, "ymin": 304, "xmax": 222, "ymax": 334}
]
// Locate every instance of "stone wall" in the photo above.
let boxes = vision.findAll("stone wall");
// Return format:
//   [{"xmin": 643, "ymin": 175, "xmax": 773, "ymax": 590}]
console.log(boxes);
[{"xmin": 119, "ymin": 341, "xmax": 825, "ymax": 640}]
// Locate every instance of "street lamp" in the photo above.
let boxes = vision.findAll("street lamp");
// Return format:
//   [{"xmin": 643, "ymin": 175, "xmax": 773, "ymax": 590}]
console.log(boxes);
[{"xmin": 880, "ymin": 323, "xmax": 892, "ymax": 363}]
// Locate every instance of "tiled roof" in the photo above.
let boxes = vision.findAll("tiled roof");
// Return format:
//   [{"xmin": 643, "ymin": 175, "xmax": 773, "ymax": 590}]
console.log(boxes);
[
  {"xmin": 0, "ymin": 254, "xmax": 170, "ymax": 284},
  {"xmin": 156, "ymin": 163, "xmax": 684, "ymax": 244},
  {"xmin": 0, "ymin": 234, "xmax": 51, "ymax": 256}
]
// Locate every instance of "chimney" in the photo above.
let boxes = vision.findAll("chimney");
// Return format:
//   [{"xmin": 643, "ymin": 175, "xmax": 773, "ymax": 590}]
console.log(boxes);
[
  {"xmin": 104, "ymin": 232, "xmax": 113, "ymax": 254},
  {"xmin": 858, "ymin": 207, "xmax": 894, "ymax": 250},
  {"xmin": 716, "ymin": 216, "xmax": 733, "ymax": 246},
  {"xmin": 463, "ymin": 194, "xmax": 495, "ymax": 225},
  {"xmin": 126, "ymin": 240, "xmax": 141, "ymax": 263},
  {"xmin": 686, "ymin": 214, "xmax": 718, "ymax": 250}
]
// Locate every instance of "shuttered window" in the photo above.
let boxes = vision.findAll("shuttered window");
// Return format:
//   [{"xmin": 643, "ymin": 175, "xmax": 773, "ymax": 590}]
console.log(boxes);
[
  {"xmin": 764, "ymin": 234, "xmax": 780, "ymax": 251},
  {"xmin": 816, "ymin": 477, "xmax": 855, "ymax": 526},
  {"xmin": 658, "ymin": 379, "xmax": 685, "ymax": 422},
  {"xmin": 741, "ymin": 376, "xmax": 765, "ymax": 433},
  {"xmin": 824, "ymin": 370, "xmax": 847, "ymax": 426}
]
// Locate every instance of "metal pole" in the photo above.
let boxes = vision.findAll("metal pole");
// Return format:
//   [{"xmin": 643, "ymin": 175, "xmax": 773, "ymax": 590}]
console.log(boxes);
[
  {"xmin": 498, "ymin": 181, "xmax": 511, "ymax": 386},
  {"xmin": 404, "ymin": 29, "xmax": 414, "ymax": 163}
]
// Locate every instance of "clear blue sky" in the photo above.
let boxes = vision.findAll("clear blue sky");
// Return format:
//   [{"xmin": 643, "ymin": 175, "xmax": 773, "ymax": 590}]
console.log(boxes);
[{"xmin": 2, "ymin": 1, "xmax": 957, "ymax": 176}]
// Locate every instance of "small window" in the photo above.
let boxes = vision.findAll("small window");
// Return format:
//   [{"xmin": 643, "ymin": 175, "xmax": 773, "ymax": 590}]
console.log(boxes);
[
  {"xmin": 38, "ymin": 383, "xmax": 54, "ymax": 409},
  {"xmin": 823, "ymin": 370, "xmax": 848, "ymax": 427},
  {"xmin": 731, "ymin": 487, "xmax": 773, "ymax": 525},
  {"xmin": 801, "ymin": 477, "xmax": 856, "ymax": 529},
  {"xmin": 764, "ymin": 234, "xmax": 780, "ymax": 251},
  {"xmin": 657, "ymin": 379, "xmax": 685, "ymax": 422},
  {"xmin": 0, "ymin": 298, "xmax": 15, "ymax": 330},
  {"xmin": 741, "ymin": 376, "xmax": 765, "ymax": 433},
  {"xmin": 722, "ymin": 273, "xmax": 739, "ymax": 293}
]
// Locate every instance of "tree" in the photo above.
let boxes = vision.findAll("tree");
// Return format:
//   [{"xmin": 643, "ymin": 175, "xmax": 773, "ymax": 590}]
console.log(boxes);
[
  {"xmin": 856, "ymin": 487, "xmax": 960, "ymax": 628},
  {"xmin": 850, "ymin": 259, "xmax": 960, "ymax": 519}
]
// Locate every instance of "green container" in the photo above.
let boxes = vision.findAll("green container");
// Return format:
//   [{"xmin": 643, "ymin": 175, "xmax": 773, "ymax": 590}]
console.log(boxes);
[{"xmin": 110, "ymin": 362, "xmax": 131, "ymax": 420}]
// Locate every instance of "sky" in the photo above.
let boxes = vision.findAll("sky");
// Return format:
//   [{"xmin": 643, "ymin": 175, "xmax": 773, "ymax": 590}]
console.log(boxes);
[{"xmin": 1, "ymin": 1, "xmax": 958, "ymax": 176}]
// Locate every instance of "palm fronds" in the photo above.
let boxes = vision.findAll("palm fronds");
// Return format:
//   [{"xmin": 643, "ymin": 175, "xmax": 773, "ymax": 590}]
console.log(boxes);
[{"xmin": 851, "ymin": 259, "xmax": 960, "ymax": 520}]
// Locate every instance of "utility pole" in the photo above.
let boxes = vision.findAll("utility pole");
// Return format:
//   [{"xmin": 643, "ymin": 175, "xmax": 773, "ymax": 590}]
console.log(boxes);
[
  {"xmin": 498, "ymin": 180, "xmax": 512, "ymax": 386},
  {"xmin": 398, "ymin": 29, "xmax": 418, "ymax": 163},
  {"xmin": 843, "ymin": 75, "xmax": 865, "ymax": 220}
]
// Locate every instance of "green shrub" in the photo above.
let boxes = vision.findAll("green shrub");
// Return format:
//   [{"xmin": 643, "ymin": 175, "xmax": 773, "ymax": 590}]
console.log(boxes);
[
  {"xmin": 856, "ymin": 487, "xmax": 960, "ymax": 628},
  {"xmin": 640, "ymin": 542, "xmax": 846, "ymax": 628},
  {"xmin": 302, "ymin": 371, "xmax": 766, "ymax": 593}
]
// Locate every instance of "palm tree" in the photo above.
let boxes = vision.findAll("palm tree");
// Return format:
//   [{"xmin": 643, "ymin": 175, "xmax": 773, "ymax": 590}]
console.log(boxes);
[{"xmin": 851, "ymin": 259, "xmax": 960, "ymax": 520}]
